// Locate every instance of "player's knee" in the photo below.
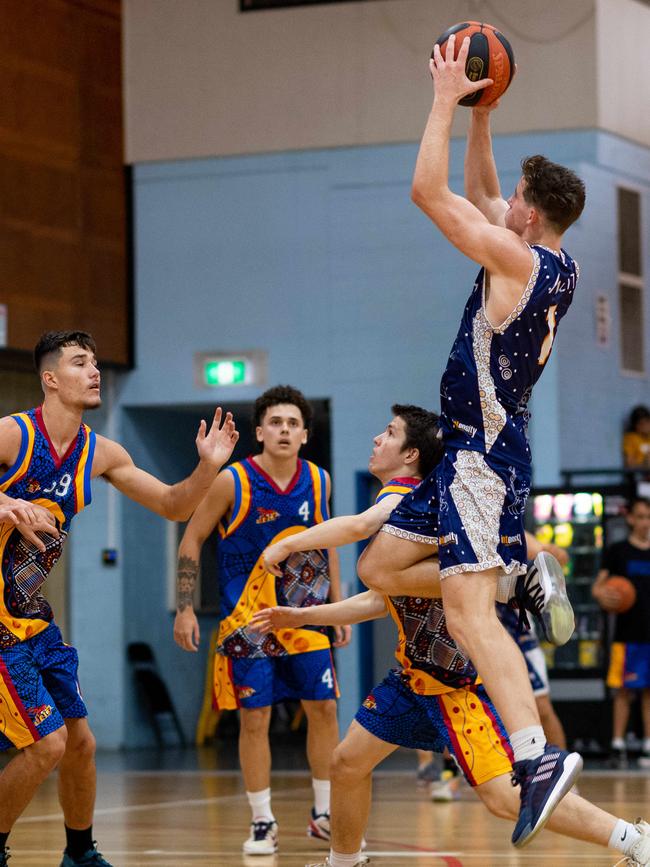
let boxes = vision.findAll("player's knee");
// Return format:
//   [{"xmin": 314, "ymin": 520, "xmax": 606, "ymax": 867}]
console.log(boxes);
[
  {"xmin": 305, "ymin": 699, "xmax": 338, "ymax": 725},
  {"xmin": 27, "ymin": 726, "xmax": 68, "ymax": 772},
  {"xmin": 357, "ymin": 547, "xmax": 391, "ymax": 592},
  {"xmin": 239, "ymin": 707, "xmax": 271, "ymax": 737},
  {"xmin": 330, "ymin": 743, "xmax": 363, "ymax": 786},
  {"xmin": 67, "ymin": 726, "xmax": 96, "ymax": 762}
]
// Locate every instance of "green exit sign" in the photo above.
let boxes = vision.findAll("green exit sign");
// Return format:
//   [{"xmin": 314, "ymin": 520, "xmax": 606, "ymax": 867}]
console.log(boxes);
[{"xmin": 204, "ymin": 359, "xmax": 247, "ymax": 386}]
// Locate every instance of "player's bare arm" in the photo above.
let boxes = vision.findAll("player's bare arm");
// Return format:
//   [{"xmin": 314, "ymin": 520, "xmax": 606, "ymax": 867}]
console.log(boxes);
[
  {"xmin": 465, "ymin": 104, "xmax": 508, "ymax": 225},
  {"xmin": 251, "ymin": 590, "xmax": 388, "ymax": 634},
  {"xmin": 93, "ymin": 407, "xmax": 238, "ymax": 521},
  {"xmin": 0, "ymin": 415, "xmax": 60, "ymax": 550},
  {"xmin": 263, "ymin": 495, "xmax": 403, "ymax": 576},
  {"xmin": 318, "ymin": 470, "xmax": 352, "ymax": 647},
  {"xmin": 173, "ymin": 470, "xmax": 235, "ymax": 652},
  {"xmin": 411, "ymin": 35, "xmax": 533, "ymax": 323}
]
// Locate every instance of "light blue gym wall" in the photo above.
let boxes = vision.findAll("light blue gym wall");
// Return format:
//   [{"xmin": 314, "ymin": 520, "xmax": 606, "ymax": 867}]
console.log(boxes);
[{"xmin": 69, "ymin": 128, "xmax": 649, "ymax": 747}]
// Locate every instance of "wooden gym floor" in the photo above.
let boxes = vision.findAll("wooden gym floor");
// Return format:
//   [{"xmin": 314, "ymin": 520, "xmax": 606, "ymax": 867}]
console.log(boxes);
[{"xmin": 5, "ymin": 754, "xmax": 650, "ymax": 867}]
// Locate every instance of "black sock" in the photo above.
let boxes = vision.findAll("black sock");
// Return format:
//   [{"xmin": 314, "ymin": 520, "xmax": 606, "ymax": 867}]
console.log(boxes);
[
  {"xmin": 64, "ymin": 825, "xmax": 93, "ymax": 860},
  {"xmin": 0, "ymin": 831, "xmax": 8, "ymax": 850}
]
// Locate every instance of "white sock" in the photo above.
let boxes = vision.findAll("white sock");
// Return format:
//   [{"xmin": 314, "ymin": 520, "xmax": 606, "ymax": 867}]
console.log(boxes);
[
  {"xmin": 510, "ymin": 726, "xmax": 546, "ymax": 762},
  {"xmin": 312, "ymin": 777, "xmax": 330, "ymax": 815},
  {"xmin": 611, "ymin": 737, "xmax": 626, "ymax": 750},
  {"xmin": 643, "ymin": 737, "xmax": 650, "ymax": 753},
  {"xmin": 609, "ymin": 818, "xmax": 641, "ymax": 854},
  {"xmin": 246, "ymin": 788, "xmax": 274, "ymax": 822},
  {"xmin": 496, "ymin": 572, "xmax": 518, "ymax": 603},
  {"xmin": 329, "ymin": 850, "xmax": 364, "ymax": 867}
]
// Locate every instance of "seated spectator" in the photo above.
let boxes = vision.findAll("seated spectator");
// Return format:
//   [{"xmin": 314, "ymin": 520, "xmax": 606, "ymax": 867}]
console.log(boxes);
[{"xmin": 623, "ymin": 405, "xmax": 650, "ymax": 469}]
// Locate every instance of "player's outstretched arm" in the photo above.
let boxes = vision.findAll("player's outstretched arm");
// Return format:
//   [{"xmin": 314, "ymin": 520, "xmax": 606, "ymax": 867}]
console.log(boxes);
[
  {"xmin": 411, "ymin": 35, "xmax": 531, "ymax": 285},
  {"xmin": 465, "ymin": 105, "xmax": 508, "ymax": 226},
  {"xmin": 263, "ymin": 494, "xmax": 403, "ymax": 576},
  {"xmin": 173, "ymin": 472, "xmax": 235, "ymax": 652},
  {"xmin": 95, "ymin": 408, "xmax": 239, "ymax": 521},
  {"xmin": 251, "ymin": 590, "xmax": 388, "ymax": 633}
]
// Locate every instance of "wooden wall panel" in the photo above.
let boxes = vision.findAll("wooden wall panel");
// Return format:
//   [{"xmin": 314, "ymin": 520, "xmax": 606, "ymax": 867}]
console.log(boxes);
[{"xmin": 0, "ymin": 0, "xmax": 130, "ymax": 367}]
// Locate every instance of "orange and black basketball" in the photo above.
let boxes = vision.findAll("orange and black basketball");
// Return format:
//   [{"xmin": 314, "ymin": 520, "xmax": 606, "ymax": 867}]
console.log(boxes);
[
  {"xmin": 605, "ymin": 575, "xmax": 637, "ymax": 614},
  {"xmin": 434, "ymin": 21, "xmax": 514, "ymax": 107}
]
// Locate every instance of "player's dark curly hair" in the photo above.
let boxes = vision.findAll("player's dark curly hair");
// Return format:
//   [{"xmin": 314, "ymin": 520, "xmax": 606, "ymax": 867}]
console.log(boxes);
[
  {"xmin": 392, "ymin": 404, "xmax": 444, "ymax": 479},
  {"xmin": 34, "ymin": 330, "xmax": 97, "ymax": 373},
  {"xmin": 521, "ymin": 155, "xmax": 586, "ymax": 233},
  {"xmin": 253, "ymin": 385, "xmax": 313, "ymax": 432}
]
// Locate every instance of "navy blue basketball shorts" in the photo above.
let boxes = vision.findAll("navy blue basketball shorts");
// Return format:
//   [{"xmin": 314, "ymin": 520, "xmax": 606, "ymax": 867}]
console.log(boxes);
[
  {"xmin": 381, "ymin": 469, "xmax": 439, "ymax": 545},
  {"xmin": 437, "ymin": 449, "xmax": 531, "ymax": 579}
]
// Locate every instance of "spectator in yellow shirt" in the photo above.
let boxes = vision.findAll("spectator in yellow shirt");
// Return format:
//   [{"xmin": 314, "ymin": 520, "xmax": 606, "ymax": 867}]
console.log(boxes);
[{"xmin": 623, "ymin": 405, "xmax": 650, "ymax": 469}]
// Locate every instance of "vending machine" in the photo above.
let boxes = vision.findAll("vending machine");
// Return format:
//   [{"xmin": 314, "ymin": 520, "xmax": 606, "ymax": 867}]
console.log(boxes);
[{"xmin": 526, "ymin": 485, "xmax": 629, "ymax": 681}]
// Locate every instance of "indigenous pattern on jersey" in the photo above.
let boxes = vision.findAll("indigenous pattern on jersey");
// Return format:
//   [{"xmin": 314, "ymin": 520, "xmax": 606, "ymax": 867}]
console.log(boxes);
[
  {"xmin": 214, "ymin": 647, "xmax": 338, "ymax": 710},
  {"xmin": 356, "ymin": 670, "xmax": 512, "ymax": 786},
  {"xmin": 0, "ymin": 408, "xmax": 95, "ymax": 648},
  {"xmin": 215, "ymin": 457, "xmax": 331, "ymax": 660},
  {"xmin": 0, "ymin": 622, "xmax": 87, "ymax": 750},
  {"xmin": 385, "ymin": 595, "xmax": 479, "ymax": 694},
  {"xmin": 440, "ymin": 246, "xmax": 579, "ymax": 468},
  {"xmin": 381, "ymin": 472, "xmax": 438, "ymax": 545},
  {"xmin": 437, "ymin": 449, "xmax": 530, "ymax": 577}
]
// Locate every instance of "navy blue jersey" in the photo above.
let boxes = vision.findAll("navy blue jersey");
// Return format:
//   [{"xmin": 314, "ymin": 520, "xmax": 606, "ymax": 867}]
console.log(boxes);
[{"xmin": 440, "ymin": 245, "xmax": 578, "ymax": 468}]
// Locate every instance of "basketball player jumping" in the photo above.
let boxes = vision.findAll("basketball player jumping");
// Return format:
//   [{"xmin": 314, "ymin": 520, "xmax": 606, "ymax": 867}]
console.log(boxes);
[
  {"xmin": 256, "ymin": 412, "xmax": 650, "ymax": 867},
  {"xmin": 0, "ymin": 330, "xmax": 239, "ymax": 867},
  {"xmin": 357, "ymin": 35, "xmax": 587, "ymax": 847},
  {"xmin": 173, "ymin": 385, "xmax": 349, "ymax": 856}
]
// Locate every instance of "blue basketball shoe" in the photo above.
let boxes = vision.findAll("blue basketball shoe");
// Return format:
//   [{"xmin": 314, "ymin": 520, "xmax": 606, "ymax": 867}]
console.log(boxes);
[
  {"xmin": 514, "ymin": 551, "xmax": 575, "ymax": 646},
  {"xmin": 0, "ymin": 847, "xmax": 9, "ymax": 866},
  {"xmin": 60, "ymin": 843, "xmax": 112, "ymax": 866},
  {"xmin": 511, "ymin": 745, "xmax": 583, "ymax": 847}
]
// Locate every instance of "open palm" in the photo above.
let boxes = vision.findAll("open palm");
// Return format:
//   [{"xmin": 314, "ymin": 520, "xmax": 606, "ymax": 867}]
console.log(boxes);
[{"xmin": 195, "ymin": 407, "xmax": 239, "ymax": 468}]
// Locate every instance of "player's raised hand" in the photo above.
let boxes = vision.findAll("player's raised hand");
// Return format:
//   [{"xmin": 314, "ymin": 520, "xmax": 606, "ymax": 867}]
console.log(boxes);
[
  {"xmin": 250, "ymin": 605, "xmax": 303, "ymax": 634},
  {"xmin": 262, "ymin": 541, "xmax": 291, "ymax": 577},
  {"xmin": 174, "ymin": 608, "xmax": 201, "ymax": 651},
  {"xmin": 195, "ymin": 408, "xmax": 239, "ymax": 469},
  {"xmin": 431, "ymin": 34, "xmax": 493, "ymax": 103}
]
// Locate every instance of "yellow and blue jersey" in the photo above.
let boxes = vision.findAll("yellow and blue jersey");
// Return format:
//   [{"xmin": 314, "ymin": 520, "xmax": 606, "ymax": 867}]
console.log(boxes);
[
  {"xmin": 216, "ymin": 456, "xmax": 331, "ymax": 658},
  {"xmin": 440, "ymin": 245, "xmax": 579, "ymax": 469},
  {"xmin": 375, "ymin": 477, "xmax": 479, "ymax": 695},
  {"xmin": 0, "ymin": 407, "xmax": 95, "ymax": 648}
]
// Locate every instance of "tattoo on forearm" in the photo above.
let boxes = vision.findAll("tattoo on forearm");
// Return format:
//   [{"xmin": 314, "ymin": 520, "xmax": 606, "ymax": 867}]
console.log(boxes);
[{"xmin": 177, "ymin": 555, "xmax": 198, "ymax": 612}]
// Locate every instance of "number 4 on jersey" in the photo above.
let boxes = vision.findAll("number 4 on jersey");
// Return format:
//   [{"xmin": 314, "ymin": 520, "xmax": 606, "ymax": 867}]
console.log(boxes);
[{"xmin": 298, "ymin": 500, "xmax": 310, "ymax": 522}]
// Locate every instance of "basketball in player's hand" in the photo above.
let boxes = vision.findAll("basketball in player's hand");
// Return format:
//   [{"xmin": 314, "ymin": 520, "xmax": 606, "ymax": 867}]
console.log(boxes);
[
  {"xmin": 602, "ymin": 575, "xmax": 637, "ymax": 613},
  {"xmin": 434, "ymin": 21, "xmax": 514, "ymax": 107}
]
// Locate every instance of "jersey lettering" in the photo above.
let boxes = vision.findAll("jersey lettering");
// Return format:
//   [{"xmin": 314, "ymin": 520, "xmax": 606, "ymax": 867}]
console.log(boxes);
[
  {"xmin": 42, "ymin": 473, "xmax": 73, "ymax": 499},
  {"xmin": 298, "ymin": 500, "xmax": 310, "ymax": 522}
]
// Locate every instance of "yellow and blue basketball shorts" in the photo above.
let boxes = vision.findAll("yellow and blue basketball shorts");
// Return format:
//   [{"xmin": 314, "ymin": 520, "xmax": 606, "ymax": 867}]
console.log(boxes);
[
  {"xmin": 0, "ymin": 622, "xmax": 87, "ymax": 750},
  {"xmin": 607, "ymin": 642, "xmax": 650, "ymax": 690},
  {"xmin": 214, "ymin": 648, "xmax": 339, "ymax": 710},
  {"xmin": 356, "ymin": 669, "xmax": 513, "ymax": 786}
]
